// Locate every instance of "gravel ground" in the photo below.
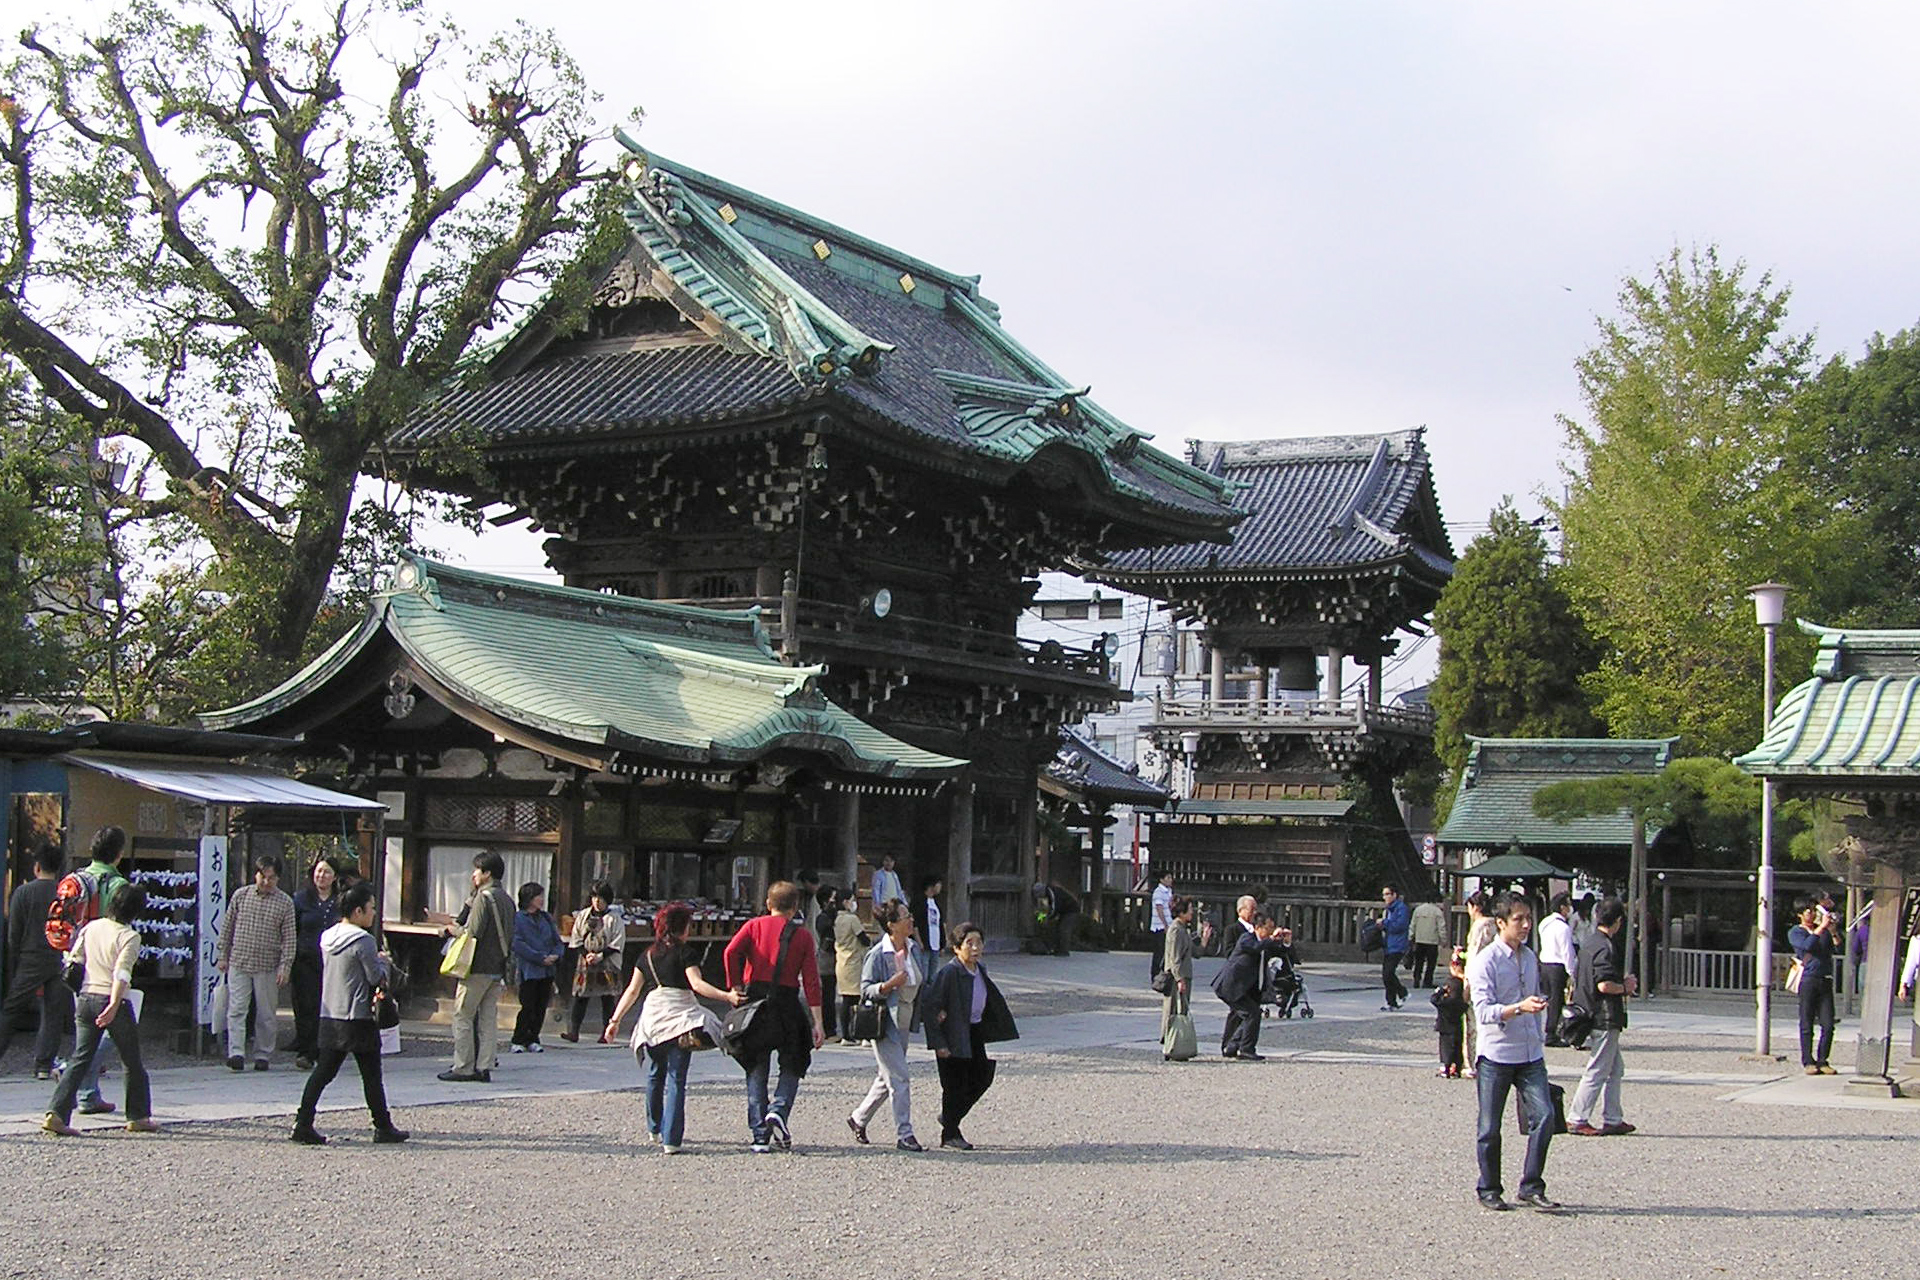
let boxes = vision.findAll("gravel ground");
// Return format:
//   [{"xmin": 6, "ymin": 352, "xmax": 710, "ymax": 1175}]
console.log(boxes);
[{"xmin": 3, "ymin": 981, "xmax": 1916, "ymax": 1280}]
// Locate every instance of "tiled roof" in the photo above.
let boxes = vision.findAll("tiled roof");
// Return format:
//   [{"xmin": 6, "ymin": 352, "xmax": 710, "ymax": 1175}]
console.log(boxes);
[
  {"xmin": 1439, "ymin": 736, "xmax": 1675, "ymax": 849},
  {"xmin": 1045, "ymin": 730, "xmax": 1171, "ymax": 807},
  {"xmin": 390, "ymin": 140, "xmax": 1241, "ymax": 532},
  {"xmin": 1099, "ymin": 430, "xmax": 1453, "ymax": 577},
  {"xmin": 395, "ymin": 345, "xmax": 816, "ymax": 448},
  {"xmin": 1738, "ymin": 622, "xmax": 1920, "ymax": 781},
  {"xmin": 201, "ymin": 557, "xmax": 964, "ymax": 780}
]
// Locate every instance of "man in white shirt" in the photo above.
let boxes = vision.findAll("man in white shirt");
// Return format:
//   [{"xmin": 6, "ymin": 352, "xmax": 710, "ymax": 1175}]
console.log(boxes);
[
  {"xmin": 1148, "ymin": 871, "xmax": 1175, "ymax": 981},
  {"xmin": 1467, "ymin": 892, "xmax": 1558, "ymax": 1212},
  {"xmin": 1538, "ymin": 891, "xmax": 1577, "ymax": 1047}
]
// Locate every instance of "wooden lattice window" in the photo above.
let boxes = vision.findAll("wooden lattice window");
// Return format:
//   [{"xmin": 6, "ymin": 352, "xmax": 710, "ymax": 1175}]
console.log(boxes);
[{"xmin": 424, "ymin": 795, "xmax": 559, "ymax": 836}]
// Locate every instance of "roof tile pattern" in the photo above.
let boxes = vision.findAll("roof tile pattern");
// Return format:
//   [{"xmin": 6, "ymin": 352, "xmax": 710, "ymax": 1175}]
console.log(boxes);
[
  {"xmin": 1440, "ymin": 736, "xmax": 1675, "ymax": 849},
  {"xmin": 1738, "ymin": 623, "xmax": 1920, "ymax": 779},
  {"xmin": 1103, "ymin": 430, "xmax": 1451, "ymax": 574}
]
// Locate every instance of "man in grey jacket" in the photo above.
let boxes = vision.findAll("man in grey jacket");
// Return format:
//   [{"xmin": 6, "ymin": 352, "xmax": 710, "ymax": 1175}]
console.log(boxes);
[
  {"xmin": 441, "ymin": 851, "xmax": 515, "ymax": 1083},
  {"xmin": 290, "ymin": 884, "xmax": 408, "ymax": 1145}
]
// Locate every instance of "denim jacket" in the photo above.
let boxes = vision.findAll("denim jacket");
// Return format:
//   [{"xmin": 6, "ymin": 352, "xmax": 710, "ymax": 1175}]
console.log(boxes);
[{"xmin": 858, "ymin": 937, "xmax": 926, "ymax": 1037}]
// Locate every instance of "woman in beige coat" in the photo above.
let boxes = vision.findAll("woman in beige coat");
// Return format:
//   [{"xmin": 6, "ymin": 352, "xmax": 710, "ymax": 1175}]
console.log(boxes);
[
  {"xmin": 834, "ymin": 899, "xmax": 870, "ymax": 1042},
  {"xmin": 1161, "ymin": 896, "xmax": 1194, "ymax": 1041}
]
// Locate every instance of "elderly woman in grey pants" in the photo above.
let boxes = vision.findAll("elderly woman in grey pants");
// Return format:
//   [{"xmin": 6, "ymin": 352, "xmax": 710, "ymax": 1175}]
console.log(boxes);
[
  {"xmin": 846, "ymin": 900, "xmax": 926, "ymax": 1151},
  {"xmin": 1162, "ymin": 895, "xmax": 1194, "ymax": 1041}
]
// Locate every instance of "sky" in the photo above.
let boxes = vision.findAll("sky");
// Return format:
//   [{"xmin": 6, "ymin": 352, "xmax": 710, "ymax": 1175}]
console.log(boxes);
[
  {"xmin": 47, "ymin": 0, "xmax": 1913, "ymax": 687},
  {"xmin": 422, "ymin": 0, "xmax": 1920, "ymax": 585}
]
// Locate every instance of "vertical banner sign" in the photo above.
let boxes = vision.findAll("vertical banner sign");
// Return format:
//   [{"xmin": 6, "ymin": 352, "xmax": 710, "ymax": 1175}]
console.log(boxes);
[{"xmin": 197, "ymin": 835, "xmax": 228, "ymax": 1025}]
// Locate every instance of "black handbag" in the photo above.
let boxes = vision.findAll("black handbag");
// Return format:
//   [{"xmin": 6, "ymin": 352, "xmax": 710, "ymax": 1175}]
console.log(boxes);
[
  {"xmin": 374, "ymin": 990, "xmax": 401, "ymax": 1030},
  {"xmin": 1150, "ymin": 968, "xmax": 1177, "ymax": 996},
  {"xmin": 1557, "ymin": 1002, "xmax": 1594, "ymax": 1047},
  {"xmin": 847, "ymin": 998, "xmax": 885, "ymax": 1042},
  {"xmin": 1515, "ymin": 1081, "xmax": 1568, "ymax": 1136},
  {"xmin": 720, "ymin": 920, "xmax": 801, "ymax": 1056}
]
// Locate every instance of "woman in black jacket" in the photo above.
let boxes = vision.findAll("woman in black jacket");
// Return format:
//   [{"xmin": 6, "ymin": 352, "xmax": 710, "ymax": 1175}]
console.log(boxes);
[{"xmin": 921, "ymin": 922, "xmax": 1017, "ymax": 1149}]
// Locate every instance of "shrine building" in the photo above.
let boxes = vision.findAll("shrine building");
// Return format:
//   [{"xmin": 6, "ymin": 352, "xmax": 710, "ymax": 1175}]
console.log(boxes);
[{"xmin": 369, "ymin": 138, "xmax": 1243, "ymax": 939}]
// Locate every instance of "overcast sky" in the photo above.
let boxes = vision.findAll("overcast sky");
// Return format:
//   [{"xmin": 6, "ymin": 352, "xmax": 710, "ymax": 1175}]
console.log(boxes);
[{"xmin": 413, "ymin": 0, "xmax": 1920, "ymax": 673}]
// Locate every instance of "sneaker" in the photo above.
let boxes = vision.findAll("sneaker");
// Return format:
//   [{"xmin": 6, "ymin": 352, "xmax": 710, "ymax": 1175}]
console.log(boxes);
[
  {"xmin": 227, "ymin": 1056, "xmax": 245, "ymax": 1072},
  {"xmin": 765, "ymin": 1112, "xmax": 791, "ymax": 1150},
  {"xmin": 750, "ymin": 1141, "xmax": 772, "ymax": 1153},
  {"xmin": 372, "ymin": 1124, "xmax": 410, "ymax": 1144},
  {"xmin": 33, "ymin": 1069, "xmax": 51, "ymax": 1081},
  {"xmin": 1804, "ymin": 1065, "xmax": 1822, "ymax": 1076},
  {"xmin": 290, "ymin": 1124, "xmax": 328, "ymax": 1145},
  {"xmin": 125, "ymin": 1118, "xmax": 159, "ymax": 1134},
  {"xmin": 42, "ymin": 1113, "xmax": 81, "ymax": 1137},
  {"xmin": 896, "ymin": 1136, "xmax": 925, "ymax": 1152},
  {"xmin": 940, "ymin": 1133, "xmax": 974, "ymax": 1150},
  {"xmin": 528, "ymin": 1042, "xmax": 545, "ymax": 1053},
  {"xmin": 1817, "ymin": 1065, "xmax": 1838, "ymax": 1075},
  {"xmin": 295, "ymin": 1055, "xmax": 315, "ymax": 1070},
  {"xmin": 78, "ymin": 1098, "xmax": 116, "ymax": 1116},
  {"xmin": 509, "ymin": 1044, "xmax": 527, "ymax": 1053},
  {"xmin": 662, "ymin": 1144, "xmax": 681, "ymax": 1155}
]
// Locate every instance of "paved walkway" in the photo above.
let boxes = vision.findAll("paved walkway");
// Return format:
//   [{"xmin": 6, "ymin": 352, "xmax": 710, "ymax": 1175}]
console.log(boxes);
[{"xmin": 5, "ymin": 949, "xmax": 1914, "ymax": 1133}]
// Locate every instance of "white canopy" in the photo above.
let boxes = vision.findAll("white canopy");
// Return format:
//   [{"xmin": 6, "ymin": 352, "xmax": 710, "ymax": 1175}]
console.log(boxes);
[{"xmin": 62, "ymin": 754, "xmax": 386, "ymax": 811}]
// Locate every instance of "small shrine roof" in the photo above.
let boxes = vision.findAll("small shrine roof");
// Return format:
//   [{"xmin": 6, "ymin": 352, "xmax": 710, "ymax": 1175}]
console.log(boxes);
[
  {"xmin": 1737, "ymin": 622, "xmax": 1920, "ymax": 783},
  {"xmin": 391, "ymin": 138, "xmax": 1241, "ymax": 535},
  {"xmin": 1044, "ymin": 730, "xmax": 1171, "ymax": 808},
  {"xmin": 1440, "ymin": 736, "xmax": 1675, "ymax": 849},
  {"xmin": 200, "ymin": 557, "xmax": 965, "ymax": 781},
  {"xmin": 1096, "ymin": 429, "xmax": 1452, "ymax": 581}
]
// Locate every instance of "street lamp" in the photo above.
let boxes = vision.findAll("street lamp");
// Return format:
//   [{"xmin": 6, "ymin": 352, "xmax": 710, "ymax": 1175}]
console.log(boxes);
[
  {"xmin": 1179, "ymin": 730, "xmax": 1202, "ymax": 800},
  {"xmin": 1748, "ymin": 581, "xmax": 1788, "ymax": 1058}
]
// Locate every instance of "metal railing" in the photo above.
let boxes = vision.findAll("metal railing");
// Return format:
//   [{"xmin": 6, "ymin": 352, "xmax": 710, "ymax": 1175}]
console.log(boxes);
[{"xmin": 1152, "ymin": 694, "xmax": 1436, "ymax": 734}]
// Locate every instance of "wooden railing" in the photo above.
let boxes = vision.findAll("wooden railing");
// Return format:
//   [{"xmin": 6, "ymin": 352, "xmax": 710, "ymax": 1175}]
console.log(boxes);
[{"xmin": 1153, "ymin": 694, "xmax": 1436, "ymax": 735}]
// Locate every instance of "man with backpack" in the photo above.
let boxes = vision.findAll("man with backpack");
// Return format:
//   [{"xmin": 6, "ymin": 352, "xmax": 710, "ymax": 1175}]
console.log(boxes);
[
  {"xmin": 218, "ymin": 853, "xmax": 297, "ymax": 1071},
  {"xmin": 46, "ymin": 827, "xmax": 133, "ymax": 1112}
]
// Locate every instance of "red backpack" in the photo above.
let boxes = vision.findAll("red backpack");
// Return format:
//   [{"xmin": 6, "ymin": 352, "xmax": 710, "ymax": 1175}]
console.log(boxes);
[{"xmin": 45, "ymin": 870, "xmax": 103, "ymax": 953}]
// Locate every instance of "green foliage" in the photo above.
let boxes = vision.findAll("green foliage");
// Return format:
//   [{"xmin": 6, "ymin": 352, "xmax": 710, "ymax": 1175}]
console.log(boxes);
[
  {"xmin": 1532, "ymin": 756, "xmax": 1775, "ymax": 870},
  {"xmin": 0, "ymin": 0, "xmax": 622, "ymax": 710},
  {"xmin": 1798, "ymin": 324, "xmax": 1920, "ymax": 625},
  {"xmin": 1429, "ymin": 499, "xmax": 1600, "ymax": 784},
  {"xmin": 1554, "ymin": 246, "xmax": 1870, "ymax": 758}
]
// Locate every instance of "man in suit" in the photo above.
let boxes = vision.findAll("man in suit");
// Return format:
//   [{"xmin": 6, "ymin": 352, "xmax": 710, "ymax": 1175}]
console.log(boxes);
[{"xmin": 1212, "ymin": 896, "xmax": 1288, "ymax": 1060}]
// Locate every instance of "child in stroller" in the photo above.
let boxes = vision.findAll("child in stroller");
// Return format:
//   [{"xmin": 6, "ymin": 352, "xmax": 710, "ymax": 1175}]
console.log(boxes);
[{"xmin": 1258, "ymin": 923, "xmax": 1314, "ymax": 1020}]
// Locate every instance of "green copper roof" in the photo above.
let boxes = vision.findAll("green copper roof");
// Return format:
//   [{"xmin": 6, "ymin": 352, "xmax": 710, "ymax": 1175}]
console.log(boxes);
[
  {"xmin": 1439, "ymin": 736, "xmax": 1675, "ymax": 849},
  {"xmin": 1737, "ymin": 621, "xmax": 1920, "ymax": 780},
  {"xmin": 201, "ymin": 557, "xmax": 964, "ymax": 780}
]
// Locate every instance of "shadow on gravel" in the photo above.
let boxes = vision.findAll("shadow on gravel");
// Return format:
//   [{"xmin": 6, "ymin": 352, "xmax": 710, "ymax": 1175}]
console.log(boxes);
[{"xmin": 1574, "ymin": 1204, "xmax": 1917, "ymax": 1221}]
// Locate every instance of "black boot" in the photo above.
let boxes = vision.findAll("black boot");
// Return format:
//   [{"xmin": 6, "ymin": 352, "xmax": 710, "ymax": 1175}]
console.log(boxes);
[
  {"xmin": 290, "ymin": 1118, "xmax": 328, "ymax": 1145},
  {"xmin": 372, "ymin": 1121, "xmax": 410, "ymax": 1144}
]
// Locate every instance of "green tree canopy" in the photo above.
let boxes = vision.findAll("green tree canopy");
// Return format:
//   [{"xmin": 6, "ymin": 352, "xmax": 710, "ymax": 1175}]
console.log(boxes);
[
  {"xmin": 0, "ymin": 0, "xmax": 625, "ymax": 710},
  {"xmin": 1429, "ymin": 498, "xmax": 1600, "ymax": 781},
  {"xmin": 1554, "ymin": 246, "xmax": 1870, "ymax": 758}
]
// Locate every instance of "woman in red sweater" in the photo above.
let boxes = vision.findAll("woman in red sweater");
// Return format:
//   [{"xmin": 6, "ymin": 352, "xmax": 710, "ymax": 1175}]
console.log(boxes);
[{"xmin": 723, "ymin": 882, "xmax": 825, "ymax": 1152}]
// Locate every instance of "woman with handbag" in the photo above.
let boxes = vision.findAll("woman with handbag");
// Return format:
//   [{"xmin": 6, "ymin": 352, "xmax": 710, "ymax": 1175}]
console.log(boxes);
[
  {"xmin": 833, "ymin": 892, "xmax": 870, "ymax": 1043},
  {"xmin": 290, "ymin": 884, "xmax": 409, "ymax": 1145},
  {"xmin": 44, "ymin": 881, "xmax": 155, "ymax": 1135},
  {"xmin": 922, "ymin": 922, "xmax": 1018, "ymax": 1150},
  {"xmin": 722, "ymin": 881, "xmax": 824, "ymax": 1152},
  {"xmin": 1159, "ymin": 897, "xmax": 1194, "ymax": 1049},
  {"xmin": 604, "ymin": 902, "xmax": 743, "ymax": 1153},
  {"xmin": 847, "ymin": 900, "xmax": 925, "ymax": 1150},
  {"xmin": 562, "ymin": 881, "xmax": 626, "ymax": 1042}
]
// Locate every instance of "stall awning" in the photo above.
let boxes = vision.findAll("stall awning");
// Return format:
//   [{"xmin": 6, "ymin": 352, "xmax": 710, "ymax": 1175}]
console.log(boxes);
[
  {"xmin": 63, "ymin": 754, "xmax": 386, "ymax": 811},
  {"xmin": 1177, "ymin": 799, "xmax": 1354, "ymax": 818}
]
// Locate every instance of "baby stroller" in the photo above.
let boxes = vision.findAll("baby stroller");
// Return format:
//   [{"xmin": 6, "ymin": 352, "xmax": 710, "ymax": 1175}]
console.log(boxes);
[{"xmin": 1261, "ymin": 946, "xmax": 1314, "ymax": 1020}]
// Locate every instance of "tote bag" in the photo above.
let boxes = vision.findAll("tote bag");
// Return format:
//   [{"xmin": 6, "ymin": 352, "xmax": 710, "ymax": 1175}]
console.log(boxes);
[{"xmin": 1162, "ymin": 1011, "xmax": 1197, "ymax": 1061}]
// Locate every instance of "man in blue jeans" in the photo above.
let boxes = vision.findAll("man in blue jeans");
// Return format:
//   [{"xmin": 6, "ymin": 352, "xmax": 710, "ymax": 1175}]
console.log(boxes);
[{"xmin": 1466, "ymin": 891, "xmax": 1560, "ymax": 1212}]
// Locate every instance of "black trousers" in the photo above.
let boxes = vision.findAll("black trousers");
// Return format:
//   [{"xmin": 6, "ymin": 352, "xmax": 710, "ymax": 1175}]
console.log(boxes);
[
  {"xmin": 820, "ymin": 972, "xmax": 838, "ymax": 1037},
  {"xmin": 512, "ymin": 977, "xmax": 553, "ymax": 1046},
  {"xmin": 1798, "ymin": 978, "xmax": 1835, "ymax": 1067},
  {"xmin": 1382, "ymin": 951, "xmax": 1409, "ymax": 1007},
  {"xmin": 0, "ymin": 973, "xmax": 67, "ymax": 1070},
  {"xmin": 1411, "ymin": 943, "xmax": 1439, "ymax": 988},
  {"xmin": 1150, "ymin": 934, "xmax": 1166, "ymax": 981},
  {"xmin": 838, "ymin": 993, "xmax": 861, "ymax": 1039},
  {"xmin": 937, "ymin": 1038, "xmax": 994, "ymax": 1138},
  {"xmin": 291, "ymin": 957, "xmax": 322, "ymax": 1058},
  {"xmin": 567, "ymin": 994, "xmax": 614, "ymax": 1036},
  {"xmin": 1438, "ymin": 1020, "xmax": 1464, "ymax": 1070},
  {"xmin": 1221, "ymin": 993, "xmax": 1262, "ymax": 1056},
  {"xmin": 1540, "ymin": 962, "xmax": 1569, "ymax": 1042},
  {"xmin": 297, "ymin": 1046, "xmax": 392, "ymax": 1129}
]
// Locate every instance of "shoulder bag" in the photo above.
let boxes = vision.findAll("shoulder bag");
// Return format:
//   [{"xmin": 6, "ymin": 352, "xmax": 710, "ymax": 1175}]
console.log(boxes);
[
  {"xmin": 720, "ymin": 920, "xmax": 801, "ymax": 1057},
  {"xmin": 1785, "ymin": 958, "xmax": 1804, "ymax": 994},
  {"xmin": 848, "ymin": 951, "xmax": 891, "ymax": 1041},
  {"xmin": 61, "ymin": 921, "xmax": 90, "ymax": 993},
  {"xmin": 439, "ymin": 890, "xmax": 497, "ymax": 978}
]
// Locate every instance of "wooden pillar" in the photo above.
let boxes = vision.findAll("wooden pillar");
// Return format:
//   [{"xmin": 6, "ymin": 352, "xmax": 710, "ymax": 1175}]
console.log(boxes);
[
  {"xmin": 1208, "ymin": 643, "xmax": 1226, "ymax": 705},
  {"xmin": 1849, "ymin": 859, "xmax": 1905, "ymax": 1095},
  {"xmin": 1367, "ymin": 656, "xmax": 1383, "ymax": 707},
  {"xmin": 1017, "ymin": 786, "xmax": 1039, "ymax": 891},
  {"xmin": 1256, "ymin": 666, "xmax": 1270, "ymax": 714},
  {"xmin": 837, "ymin": 791, "xmax": 861, "ymax": 904},
  {"xmin": 946, "ymin": 777, "xmax": 974, "ymax": 939},
  {"xmin": 1326, "ymin": 645, "xmax": 1344, "ymax": 705}
]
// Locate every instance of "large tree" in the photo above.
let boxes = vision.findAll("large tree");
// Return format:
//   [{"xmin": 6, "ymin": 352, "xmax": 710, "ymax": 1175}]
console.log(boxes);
[
  {"xmin": 1554, "ymin": 246, "xmax": 1868, "ymax": 758},
  {"xmin": 1429, "ymin": 498, "xmax": 1600, "ymax": 782},
  {"xmin": 1799, "ymin": 323, "xmax": 1920, "ymax": 625},
  {"xmin": 0, "ymin": 0, "xmax": 622, "ymax": 702}
]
